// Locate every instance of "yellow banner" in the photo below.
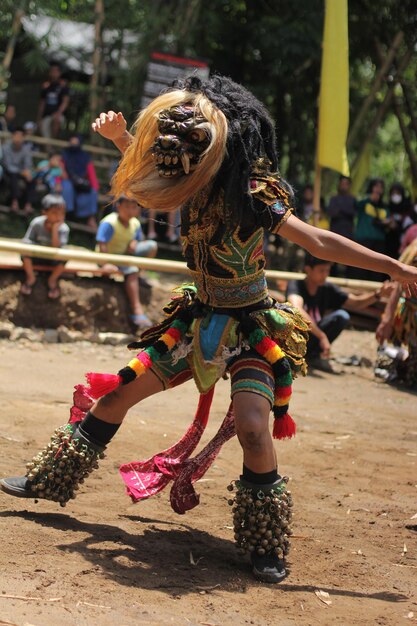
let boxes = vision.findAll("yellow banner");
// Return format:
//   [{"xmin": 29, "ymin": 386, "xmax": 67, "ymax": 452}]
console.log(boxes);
[
  {"xmin": 318, "ymin": 0, "xmax": 350, "ymax": 176},
  {"xmin": 351, "ymin": 143, "xmax": 371, "ymax": 196}
]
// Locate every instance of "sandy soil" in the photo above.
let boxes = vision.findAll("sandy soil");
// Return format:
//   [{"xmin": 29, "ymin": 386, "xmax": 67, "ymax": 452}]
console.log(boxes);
[{"xmin": 0, "ymin": 331, "xmax": 416, "ymax": 626}]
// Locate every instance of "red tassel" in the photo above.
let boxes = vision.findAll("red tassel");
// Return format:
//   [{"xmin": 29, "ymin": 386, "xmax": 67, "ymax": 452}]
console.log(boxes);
[
  {"xmin": 272, "ymin": 413, "xmax": 296, "ymax": 440},
  {"xmin": 85, "ymin": 372, "xmax": 122, "ymax": 399}
]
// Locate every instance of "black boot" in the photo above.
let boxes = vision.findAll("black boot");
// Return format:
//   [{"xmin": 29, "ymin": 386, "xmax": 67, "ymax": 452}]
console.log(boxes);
[
  {"xmin": 250, "ymin": 548, "xmax": 287, "ymax": 583},
  {"xmin": 0, "ymin": 476, "xmax": 32, "ymax": 497},
  {"xmin": 0, "ymin": 423, "xmax": 105, "ymax": 506},
  {"xmin": 227, "ymin": 476, "xmax": 293, "ymax": 583}
]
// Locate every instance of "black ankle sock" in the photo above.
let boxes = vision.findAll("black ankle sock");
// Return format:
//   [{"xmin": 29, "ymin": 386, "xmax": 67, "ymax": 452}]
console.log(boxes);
[
  {"xmin": 242, "ymin": 465, "xmax": 278, "ymax": 485},
  {"xmin": 79, "ymin": 412, "xmax": 121, "ymax": 446}
]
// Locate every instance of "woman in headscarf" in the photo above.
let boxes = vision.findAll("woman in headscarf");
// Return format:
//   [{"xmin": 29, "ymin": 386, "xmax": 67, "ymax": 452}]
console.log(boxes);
[{"xmin": 61, "ymin": 134, "xmax": 99, "ymax": 230}]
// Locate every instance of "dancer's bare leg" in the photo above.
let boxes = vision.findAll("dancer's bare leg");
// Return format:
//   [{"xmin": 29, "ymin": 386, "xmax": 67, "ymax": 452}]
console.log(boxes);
[
  {"xmin": 0, "ymin": 369, "xmax": 164, "ymax": 499},
  {"xmin": 232, "ymin": 391, "xmax": 290, "ymax": 583},
  {"xmin": 233, "ymin": 391, "xmax": 276, "ymax": 473},
  {"xmin": 91, "ymin": 369, "xmax": 164, "ymax": 423}
]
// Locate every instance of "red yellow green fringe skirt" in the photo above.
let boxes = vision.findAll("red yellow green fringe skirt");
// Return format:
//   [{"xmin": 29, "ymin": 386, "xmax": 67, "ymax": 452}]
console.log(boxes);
[{"xmin": 85, "ymin": 285, "xmax": 309, "ymax": 440}]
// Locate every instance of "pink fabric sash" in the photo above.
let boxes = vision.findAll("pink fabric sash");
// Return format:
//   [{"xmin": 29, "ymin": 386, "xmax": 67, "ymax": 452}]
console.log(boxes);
[{"xmin": 68, "ymin": 383, "xmax": 236, "ymax": 514}]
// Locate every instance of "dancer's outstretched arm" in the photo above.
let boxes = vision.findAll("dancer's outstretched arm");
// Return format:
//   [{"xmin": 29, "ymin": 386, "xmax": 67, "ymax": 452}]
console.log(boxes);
[
  {"xmin": 92, "ymin": 110, "xmax": 132, "ymax": 154},
  {"xmin": 280, "ymin": 214, "xmax": 417, "ymax": 297}
]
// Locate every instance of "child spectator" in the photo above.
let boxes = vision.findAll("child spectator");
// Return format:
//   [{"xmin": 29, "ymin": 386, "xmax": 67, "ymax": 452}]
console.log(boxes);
[
  {"xmin": 96, "ymin": 195, "xmax": 157, "ymax": 329},
  {"xmin": 21, "ymin": 194, "xmax": 69, "ymax": 299},
  {"xmin": 35, "ymin": 152, "xmax": 64, "ymax": 194},
  {"xmin": 2, "ymin": 127, "xmax": 35, "ymax": 214}
]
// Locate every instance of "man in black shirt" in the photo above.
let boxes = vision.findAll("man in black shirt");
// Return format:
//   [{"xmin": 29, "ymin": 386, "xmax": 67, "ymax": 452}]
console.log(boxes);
[
  {"xmin": 327, "ymin": 175, "xmax": 356, "ymax": 240},
  {"xmin": 37, "ymin": 62, "xmax": 70, "ymax": 139},
  {"xmin": 287, "ymin": 254, "xmax": 385, "ymax": 371}
]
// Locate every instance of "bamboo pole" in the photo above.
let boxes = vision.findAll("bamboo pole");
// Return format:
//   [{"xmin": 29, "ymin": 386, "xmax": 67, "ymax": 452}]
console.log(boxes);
[
  {"xmin": 347, "ymin": 31, "xmax": 404, "ymax": 148},
  {"xmin": 0, "ymin": 131, "xmax": 118, "ymax": 158},
  {"xmin": 312, "ymin": 161, "xmax": 321, "ymax": 227},
  {"xmin": 0, "ymin": 239, "xmax": 384, "ymax": 290}
]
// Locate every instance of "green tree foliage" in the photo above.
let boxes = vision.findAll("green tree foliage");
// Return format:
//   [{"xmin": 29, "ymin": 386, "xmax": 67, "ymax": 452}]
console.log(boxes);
[{"xmin": 2, "ymin": 0, "xmax": 417, "ymax": 195}]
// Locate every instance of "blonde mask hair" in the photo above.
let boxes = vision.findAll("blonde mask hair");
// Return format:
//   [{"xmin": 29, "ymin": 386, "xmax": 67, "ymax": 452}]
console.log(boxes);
[{"xmin": 111, "ymin": 90, "xmax": 228, "ymax": 211}]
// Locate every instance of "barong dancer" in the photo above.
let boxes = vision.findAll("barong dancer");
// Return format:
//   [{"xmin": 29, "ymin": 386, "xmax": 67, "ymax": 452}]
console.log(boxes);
[
  {"xmin": 2, "ymin": 76, "xmax": 417, "ymax": 584},
  {"xmin": 376, "ymin": 237, "xmax": 417, "ymax": 387}
]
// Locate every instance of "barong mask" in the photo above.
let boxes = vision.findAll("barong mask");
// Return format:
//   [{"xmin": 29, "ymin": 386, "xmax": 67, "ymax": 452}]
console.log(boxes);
[
  {"xmin": 111, "ymin": 88, "xmax": 228, "ymax": 212},
  {"xmin": 152, "ymin": 105, "xmax": 211, "ymax": 178},
  {"xmin": 111, "ymin": 75, "xmax": 292, "ymax": 225}
]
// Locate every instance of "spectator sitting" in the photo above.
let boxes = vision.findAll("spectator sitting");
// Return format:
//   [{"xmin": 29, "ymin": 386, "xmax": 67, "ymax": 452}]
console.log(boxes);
[
  {"xmin": 96, "ymin": 195, "xmax": 158, "ymax": 330},
  {"xmin": 23, "ymin": 121, "xmax": 37, "ymax": 152},
  {"xmin": 21, "ymin": 194, "xmax": 69, "ymax": 299},
  {"xmin": 376, "ymin": 236, "xmax": 417, "ymax": 388},
  {"xmin": 0, "ymin": 104, "xmax": 17, "ymax": 133},
  {"xmin": 2, "ymin": 127, "xmax": 35, "ymax": 215},
  {"xmin": 287, "ymin": 254, "xmax": 390, "ymax": 373},
  {"xmin": 61, "ymin": 134, "xmax": 99, "ymax": 230},
  {"xmin": 146, "ymin": 207, "xmax": 180, "ymax": 243},
  {"xmin": 35, "ymin": 152, "xmax": 64, "ymax": 194},
  {"xmin": 37, "ymin": 62, "xmax": 70, "ymax": 139}
]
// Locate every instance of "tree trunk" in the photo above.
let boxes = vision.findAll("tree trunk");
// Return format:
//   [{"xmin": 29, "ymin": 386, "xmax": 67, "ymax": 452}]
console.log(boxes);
[
  {"xmin": 400, "ymin": 80, "xmax": 417, "ymax": 141},
  {"xmin": 374, "ymin": 40, "xmax": 417, "ymax": 187},
  {"xmin": 351, "ymin": 48, "xmax": 413, "ymax": 173},
  {"xmin": 0, "ymin": 1, "xmax": 27, "ymax": 93},
  {"xmin": 392, "ymin": 94, "xmax": 417, "ymax": 187},
  {"xmin": 90, "ymin": 0, "xmax": 105, "ymax": 138},
  {"xmin": 347, "ymin": 31, "xmax": 403, "ymax": 149}
]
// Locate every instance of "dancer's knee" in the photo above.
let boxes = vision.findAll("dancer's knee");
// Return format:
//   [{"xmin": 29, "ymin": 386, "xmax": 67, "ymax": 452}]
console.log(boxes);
[{"xmin": 234, "ymin": 395, "xmax": 271, "ymax": 455}]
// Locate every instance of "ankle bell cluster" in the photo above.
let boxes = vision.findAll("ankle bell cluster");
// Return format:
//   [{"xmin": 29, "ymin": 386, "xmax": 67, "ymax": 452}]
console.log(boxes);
[
  {"xmin": 25, "ymin": 424, "xmax": 105, "ymax": 507},
  {"xmin": 227, "ymin": 478, "xmax": 293, "ymax": 559}
]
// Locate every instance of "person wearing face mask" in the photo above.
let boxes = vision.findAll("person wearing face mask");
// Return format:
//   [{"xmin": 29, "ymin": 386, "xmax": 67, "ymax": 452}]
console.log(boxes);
[
  {"xmin": 386, "ymin": 182, "xmax": 413, "ymax": 259},
  {"xmin": 353, "ymin": 178, "xmax": 389, "ymax": 280},
  {"xmin": 61, "ymin": 134, "xmax": 99, "ymax": 230}
]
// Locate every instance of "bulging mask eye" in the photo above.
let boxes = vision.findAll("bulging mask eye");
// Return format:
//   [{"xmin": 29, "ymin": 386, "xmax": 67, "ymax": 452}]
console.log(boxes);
[{"xmin": 188, "ymin": 128, "xmax": 209, "ymax": 144}]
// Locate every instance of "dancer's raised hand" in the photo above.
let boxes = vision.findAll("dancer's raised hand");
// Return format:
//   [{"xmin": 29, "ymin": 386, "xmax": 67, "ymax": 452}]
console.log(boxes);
[{"xmin": 92, "ymin": 110, "xmax": 127, "ymax": 141}]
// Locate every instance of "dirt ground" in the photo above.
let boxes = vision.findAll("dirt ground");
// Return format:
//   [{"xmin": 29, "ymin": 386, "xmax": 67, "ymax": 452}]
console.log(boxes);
[{"xmin": 0, "ymin": 330, "xmax": 416, "ymax": 626}]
